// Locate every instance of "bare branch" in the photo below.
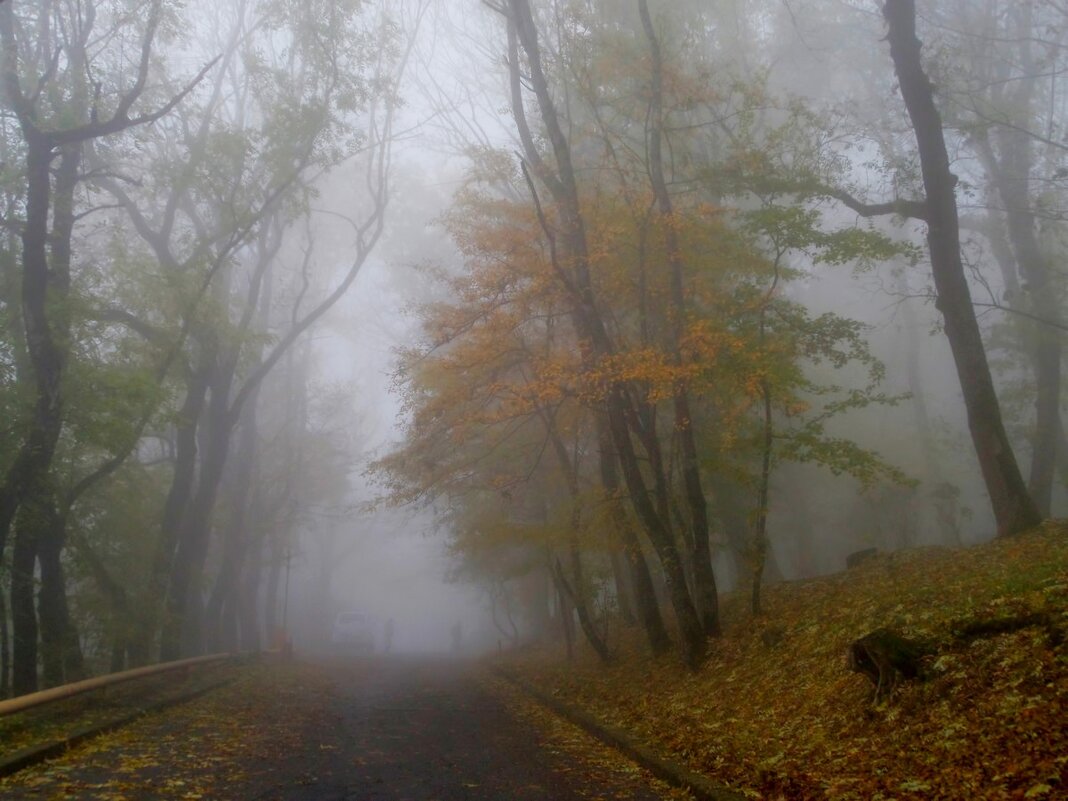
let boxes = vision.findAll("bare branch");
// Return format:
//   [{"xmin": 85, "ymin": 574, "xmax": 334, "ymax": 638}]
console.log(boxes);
[{"xmin": 50, "ymin": 54, "xmax": 221, "ymax": 146}]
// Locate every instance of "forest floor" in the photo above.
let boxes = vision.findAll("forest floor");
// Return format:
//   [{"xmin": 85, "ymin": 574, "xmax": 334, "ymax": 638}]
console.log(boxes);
[{"xmin": 496, "ymin": 520, "xmax": 1068, "ymax": 800}]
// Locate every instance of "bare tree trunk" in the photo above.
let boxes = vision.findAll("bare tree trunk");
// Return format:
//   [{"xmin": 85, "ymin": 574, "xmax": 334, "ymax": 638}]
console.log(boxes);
[
  {"xmin": 608, "ymin": 549, "xmax": 636, "ymax": 625},
  {"xmin": 883, "ymin": 0, "xmax": 1040, "ymax": 537},
  {"xmin": 993, "ymin": 165, "xmax": 1060, "ymax": 515},
  {"xmin": 552, "ymin": 569, "xmax": 575, "ymax": 661},
  {"xmin": 637, "ymin": 0, "xmax": 720, "ymax": 637},
  {"xmin": 0, "ymin": 140, "xmax": 64, "ymax": 578},
  {"xmin": 163, "ymin": 367, "xmax": 234, "ymax": 659},
  {"xmin": 238, "ymin": 522, "xmax": 263, "ymax": 652},
  {"xmin": 205, "ymin": 409, "xmax": 257, "ymax": 652},
  {"xmin": 968, "ymin": 11, "xmax": 1062, "ymax": 518},
  {"xmin": 552, "ymin": 548, "xmax": 611, "ymax": 664},
  {"xmin": 8, "ymin": 136, "xmax": 74, "ymax": 696},
  {"xmin": 539, "ymin": 406, "xmax": 611, "ymax": 664},
  {"xmin": 898, "ymin": 270, "xmax": 943, "ymax": 483},
  {"xmin": 596, "ymin": 416, "xmax": 671, "ymax": 655},
  {"xmin": 0, "ymin": 565, "xmax": 9, "ymax": 698},
  {"xmin": 263, "ymin": 533, "xmax": 283, "ymax": 642},
  {"xmin": 506, "ymin": 0, "xmax": 706, "ymax": 666},
  {"xmin": 145, "ymin": 363, "xmax": 210, "ymax": 660},
  {"xmin": 37, "ymin": 501, "xmax": 86, "ymax": 687},
  {"xmin": 525, "ymin": 566, "xmax": 552, "ymax": 641},
  {"xmin": 751, "ymin": 376, "xmax": 773, "ymax": 617},
  {"xmin": 11, "ymin": 502, "xmax": 39, "ymax": 695},
  {"xmin": 35, "ymin": 147, "xmax": 84, "ymax": 688}
]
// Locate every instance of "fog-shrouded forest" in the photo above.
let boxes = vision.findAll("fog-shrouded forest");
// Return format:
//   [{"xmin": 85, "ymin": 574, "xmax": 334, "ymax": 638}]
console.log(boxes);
[{"xmin": 0, "ymin": 0, "xmax": 1065, "ymax": 701}]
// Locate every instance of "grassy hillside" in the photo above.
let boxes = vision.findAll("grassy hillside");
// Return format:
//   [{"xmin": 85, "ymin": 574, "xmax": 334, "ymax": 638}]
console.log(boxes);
[{"xmin": 498, "ymin": 521, "xmax": 1068, "ymax": 800}]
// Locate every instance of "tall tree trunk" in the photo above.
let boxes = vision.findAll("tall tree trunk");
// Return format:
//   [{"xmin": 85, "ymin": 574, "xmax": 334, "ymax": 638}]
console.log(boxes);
[
  {"xmin": 162, "ymin": 341, "xmax": 236, "ymax": 659},
  {"xmin": 205, "ymin": 408, "xmax": 257, "ymax": 652},
  {"xmin": 553, "ymin": 546, "xmax": 611, "ymax": 664},
  {"xmin": 0, "ymin": 565, "xmax": 10, "ymax": 698},
  {"xmin": 11, "ymin": 502, "xmax": 39, "ymax": 695},
  {"xmin": 750, "ymin": 251, "xmax": 783, "ymax": 615},
  {"xmin": 751, "ymin": 375, "xmax": 773, "ymax": 617},
  {"xmin": 968, "ymin": 0, "xmax": 1062, "ymax": 518},
  {"xmin": 506, "ymin": 0, "xmax": 706, "ymax": 666},
  {"xmin": 146, "ymin": 362, "xmax": 211, "ymax": 660},
  {"xmin": 637, "ymin": 0, "xmax": 720, "ymax": 637},
  {"xmin": 540, "ymin": 409, "xmax": 611, "ymax": 664},
  {"xmin": 35, "ymin": 146, "xmax": 83, "ymax": 688},
  {"xmin": 0, "ymin": 139, "xmax": 62, "ymax": 574},
  {"xmin": 706, "ymin": 473, "xmax": 751, "ymax": 587},
  {"xmin": 992, "ymin": 147, "xmax": 1060, "ymax": 513},
  {"xmin": 898, "ymin": 270, "xmax": 942, "ymax": 483},
  {"xmin": 597, "ymin": 416, "xmax": 670, "ymax": 655},
  {"xmin": 8, "ymin": 136, "xmax": 75, "ymax": 696},
  {"xmin": 263, "ymin": 532, "xmax": 283, "ymax": 643},
  {"xmin": 162, "ymin": 379, "xmax": 233, "ymax": 659},
  {"xmin": 238, "ymin": 527, "xmax": 263, "ymax": 651},
  {"xmin": 608, "ymin": 548, "xmax": 636, "ymax": 625},
  {"xmin": 882, "ymin": 0, "xmax": 1040, "ymax": 537},
  {"xmin": 551, "ymin": 567, "xmax": 575, "ymax": 661},
  {"xmin": 37, "ymin": 500, "xmax": 85, "ymax": 687}
]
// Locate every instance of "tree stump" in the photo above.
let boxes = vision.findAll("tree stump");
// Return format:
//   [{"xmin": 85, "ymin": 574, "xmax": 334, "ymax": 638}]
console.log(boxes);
[
  {"xmin": 846, "ymin": 547, "xmax": 878, "ymax": 569},
  {"xmin": 848, "ymin": 628, "xmax": 930, "ymax": 700}
]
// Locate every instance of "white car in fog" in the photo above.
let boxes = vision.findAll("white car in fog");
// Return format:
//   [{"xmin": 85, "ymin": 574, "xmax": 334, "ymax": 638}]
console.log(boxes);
[{"xmin": 331, "ymin": 611, "xmax": 375, "ymax": 653}]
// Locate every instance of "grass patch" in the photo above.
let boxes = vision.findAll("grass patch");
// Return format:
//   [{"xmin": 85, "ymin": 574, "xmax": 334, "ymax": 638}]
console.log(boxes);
[{"xmin": 498, "ymin": 521, "xmax": 1068, "ymax": 800}]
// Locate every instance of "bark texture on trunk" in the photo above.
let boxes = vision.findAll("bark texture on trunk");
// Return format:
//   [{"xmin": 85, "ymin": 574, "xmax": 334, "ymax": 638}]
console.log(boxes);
[
  {"xmin": 8, "ymin": 137, "xmax": 79, "ymax": 695},
  {"xmin": 35, "ymin": 146, "xmax": 84, "ymax": 689},
  {"xmin": 883, "ymin": 0, "xmax": 1040, "ymax": 537},
  {"xmin": 597, "ymin": 416, "xmax": 671, "ymax": 655},
  {"xmin": 638, "ymin": 0, "xmax": 719, "ymax": 636},
  {"xmin": 205, "ymin": 407, "xmax": 257, "ymax": 652},
  {"xmin": 162, "ymin": 366, "xmax": 234, "ymax": 659},
  {"xmin": 11, "ymin": 502, "xmax": 39, "ymax": 695}
]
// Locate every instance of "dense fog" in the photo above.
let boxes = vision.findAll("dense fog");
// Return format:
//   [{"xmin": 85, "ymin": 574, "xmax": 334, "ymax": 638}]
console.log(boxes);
[{"xmin": 0, "ymin": 0, "xmax": 1064, "ymax": 690}]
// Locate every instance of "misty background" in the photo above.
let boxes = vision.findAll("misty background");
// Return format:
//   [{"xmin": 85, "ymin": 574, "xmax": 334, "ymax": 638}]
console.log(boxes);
[{"xmin": 0, "ymin": 0, "xmax": 1064, "ymax": 692}]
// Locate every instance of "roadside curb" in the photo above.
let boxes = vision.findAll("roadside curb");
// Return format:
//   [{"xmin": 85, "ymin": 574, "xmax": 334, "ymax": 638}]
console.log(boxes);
[
  {"xmin": 0, "ymin": 677, "xmax": 235, "ymax": 779},
  {"xmin": 493, "ymin": 667, "xmax": 746, "ymax": 801}
]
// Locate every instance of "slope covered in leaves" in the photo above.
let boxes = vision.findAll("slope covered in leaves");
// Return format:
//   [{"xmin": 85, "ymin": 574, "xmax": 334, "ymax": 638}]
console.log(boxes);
[{"xmin": 499, "ymin": 522, "xmax": 1068, "ymax": 800}]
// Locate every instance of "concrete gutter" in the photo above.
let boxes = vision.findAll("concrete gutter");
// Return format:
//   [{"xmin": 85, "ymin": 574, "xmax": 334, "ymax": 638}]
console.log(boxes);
[{"xmin": 494, "ymin": 667, "xmax": 747, "ymax": 801}]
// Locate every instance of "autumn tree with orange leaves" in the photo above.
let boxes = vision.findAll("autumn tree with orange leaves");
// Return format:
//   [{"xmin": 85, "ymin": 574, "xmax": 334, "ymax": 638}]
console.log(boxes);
[{"xmin": 374, "ymin": 89, "xmax": 905, "ymax": 658}]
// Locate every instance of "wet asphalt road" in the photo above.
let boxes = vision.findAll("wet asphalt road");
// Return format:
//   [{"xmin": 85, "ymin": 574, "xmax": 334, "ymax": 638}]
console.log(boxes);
[
  {"xmin": 274, "ymin": 657, "xmax": 669, "ymax": 801},
  {"xmin": 0, "ymin": 656, "xmax": 672, "ymax": 800}
]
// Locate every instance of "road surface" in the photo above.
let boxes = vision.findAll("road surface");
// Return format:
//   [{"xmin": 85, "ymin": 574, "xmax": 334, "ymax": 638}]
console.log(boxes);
[{"xmin": 0, "ymin": 657, "xmax": 677, "ymax": 800}]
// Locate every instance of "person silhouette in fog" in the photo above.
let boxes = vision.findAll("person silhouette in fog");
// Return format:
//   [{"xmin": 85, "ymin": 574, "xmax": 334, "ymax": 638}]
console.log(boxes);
[{"xmin": 384, "ymin": 617, "xmax": 395, "ymax": 654}]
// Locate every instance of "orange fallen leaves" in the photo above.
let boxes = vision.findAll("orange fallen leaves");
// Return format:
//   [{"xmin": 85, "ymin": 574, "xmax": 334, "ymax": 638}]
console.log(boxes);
[
  {"xmin": 500, "ymin": 522, "xmax": 1068, "ymax": 800},
  {"xmin": 0, "ymin": 663, "xmax": 347, "ymax": 801}
]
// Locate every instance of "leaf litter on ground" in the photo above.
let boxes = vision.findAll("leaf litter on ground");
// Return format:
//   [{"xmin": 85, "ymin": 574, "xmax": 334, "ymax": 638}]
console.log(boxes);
[
  {"xmin": 496, "ymin": 521, "xmax": 1068, "ymax": 800},
  {"xmin": 0, "ymin": 661, "xmax": 351, "ymax": 801}
]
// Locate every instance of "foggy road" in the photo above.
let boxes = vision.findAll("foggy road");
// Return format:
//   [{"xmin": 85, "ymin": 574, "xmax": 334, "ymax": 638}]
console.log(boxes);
[
  {"xmin": 0, "ymin": 658, "xmax": 675, "ymax": 800},
  {"xmin": 274, "ymin": 657, "xmax": 670, "ymax": 801}
]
